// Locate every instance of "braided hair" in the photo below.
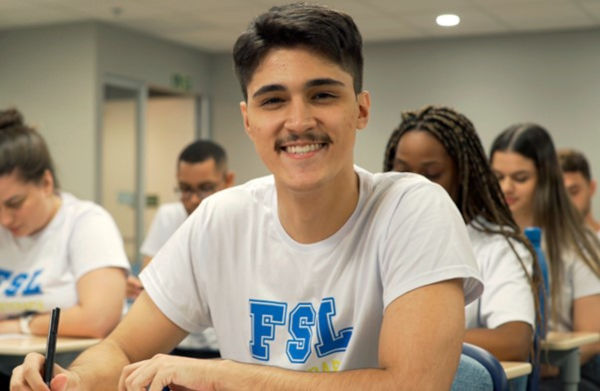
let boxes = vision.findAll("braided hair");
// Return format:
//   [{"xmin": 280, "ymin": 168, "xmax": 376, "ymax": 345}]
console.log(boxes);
[{"xmin": 384, "ymin": 105, "xmax": 544, "ymax": 343}]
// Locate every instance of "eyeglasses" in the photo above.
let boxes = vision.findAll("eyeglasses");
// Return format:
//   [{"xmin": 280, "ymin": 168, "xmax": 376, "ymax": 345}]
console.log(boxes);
[{"xmin": 174, "ymin": 182, "xmax": 220, "ymax": 200}]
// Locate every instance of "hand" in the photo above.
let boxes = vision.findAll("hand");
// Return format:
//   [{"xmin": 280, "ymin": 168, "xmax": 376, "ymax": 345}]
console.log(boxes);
[
  {"xmin": 10, "ymin": 352, "xmax": 82, "ymax": 390},
  {"xmin": 119, "ymin": 354, "xmax": 218, "ymax": 391},
  {"xmin": 126, "ymin": 276, "xmax": 143, "ymax": 300}
]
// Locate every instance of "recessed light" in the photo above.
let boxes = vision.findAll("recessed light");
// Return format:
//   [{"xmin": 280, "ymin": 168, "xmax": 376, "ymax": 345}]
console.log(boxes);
[{"xmin": 436, "ymin": 14, "xmax": 460, "ymax": 27}]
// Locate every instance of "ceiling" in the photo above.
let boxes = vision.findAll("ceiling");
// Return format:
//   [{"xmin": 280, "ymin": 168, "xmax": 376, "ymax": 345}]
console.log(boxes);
[{"xmin": 1, "ymin": 0, "xmax": 599, "ymax": 53}]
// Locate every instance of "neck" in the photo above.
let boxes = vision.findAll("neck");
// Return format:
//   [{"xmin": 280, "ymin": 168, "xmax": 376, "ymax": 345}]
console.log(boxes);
[
  {"xmin": 585, "ymin": 213, "xmax": 600, "ymax": 233},
  {"xmin": 276, "ymin": 169, "xmax": 359, "ymax": 244},
  {"xmin": 32, "ymin": 193, "xmax": 62, "ymax": 236},
  {"xmin": 513, "ymin": 210, "xmax": 535, "ymax": 232}
]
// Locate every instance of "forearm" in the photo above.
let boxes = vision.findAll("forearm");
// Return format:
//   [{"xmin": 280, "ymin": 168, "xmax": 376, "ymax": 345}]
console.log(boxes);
[
  {"xmin": 464, "ymin": 322, "xmax": 532, "ymax": 361},
  {"xmin": 28, "ymin": 304, "xmax": 121, "ymax": 338},
  {"xmin": 70, "ymin": 337, "xmax": 132, "ymax": 391},
  {"xmin": 212, "ymin": 360, "xmax": 432, "ymax": 391}
]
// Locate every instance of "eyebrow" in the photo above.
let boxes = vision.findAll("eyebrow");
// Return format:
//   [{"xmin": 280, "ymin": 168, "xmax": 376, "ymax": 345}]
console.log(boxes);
[{"xmin": 251, "ymin": 78, "xmax": 346, "ymax": 99}]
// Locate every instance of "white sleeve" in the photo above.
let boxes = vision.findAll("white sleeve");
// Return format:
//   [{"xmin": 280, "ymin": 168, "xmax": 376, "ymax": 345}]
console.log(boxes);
[
  {"xmin": 140, "ymin": 206, "xmax": 172, "ymax": 257},
  {"xmin": 140, "ymin": 205, "xmax": 210, "ymax": 333},
  {"xmin": 477, "ymin": 239, "xmax": 535, "ymax": 329},
  {"xmin": 68, "ymin": 208, "xmax": 130, "ymax": 278},
  {"xmin": 571, "ymin": 256, "xmax": 600, "ymax": 299},
  {"xmin": 379, "ymin": 183, "xmax": 483, "ymax": 310}
]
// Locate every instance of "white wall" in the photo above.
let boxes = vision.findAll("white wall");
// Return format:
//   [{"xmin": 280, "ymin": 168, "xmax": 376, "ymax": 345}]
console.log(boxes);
[
  {"xmin": 0, "ymin": 23, "xmax": 97, "ymax": 199},
  {"xmin": 209, "ymin": 28, "xmax": 600, "ymax": 217}
]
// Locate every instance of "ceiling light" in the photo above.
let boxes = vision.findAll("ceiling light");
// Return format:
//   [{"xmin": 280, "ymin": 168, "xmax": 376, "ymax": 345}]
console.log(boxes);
[{"xmin": 436, "ymin": 14, "xmax": 460, "ymax": 27}]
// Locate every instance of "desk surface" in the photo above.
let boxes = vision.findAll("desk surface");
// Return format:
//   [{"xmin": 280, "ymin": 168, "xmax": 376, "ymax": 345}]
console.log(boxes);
[
  {"xmin": 0, "ymin": 334, "xmax": 99, "ymax": 355},
  {"xmin": 541, "ymin": 331, "xmax": 600, "ymax": 351},
  {"xmin": 501, "ymin": 361, "xmax": 532, "ymax": 380}
]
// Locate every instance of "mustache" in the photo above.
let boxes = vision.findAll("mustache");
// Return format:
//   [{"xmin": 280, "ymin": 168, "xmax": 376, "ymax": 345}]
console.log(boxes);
[{"xmin": 274, "ymin": 131, "xmax": 333, "ymax": 151}]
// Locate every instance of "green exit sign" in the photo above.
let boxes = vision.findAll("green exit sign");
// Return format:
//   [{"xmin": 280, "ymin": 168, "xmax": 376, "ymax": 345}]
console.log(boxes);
[{"xmin": 171, "ymin": 73, "xmax": 192, "ymax": 92}]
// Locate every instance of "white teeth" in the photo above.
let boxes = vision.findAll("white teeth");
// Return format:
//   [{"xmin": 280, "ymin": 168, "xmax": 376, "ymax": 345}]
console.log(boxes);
[{"xmin": 285, "ymin": 144, "xmax": 322, "ymax": 154}]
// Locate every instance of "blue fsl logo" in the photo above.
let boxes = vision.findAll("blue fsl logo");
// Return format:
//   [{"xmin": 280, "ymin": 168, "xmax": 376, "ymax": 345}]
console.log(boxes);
[
  {"xmin": 249, "ymin": 297, "xmax": 353, "ymax": 363},
  {"xmin": 0, "ymin": 269, "xmax": 43, "ymax": 297}
]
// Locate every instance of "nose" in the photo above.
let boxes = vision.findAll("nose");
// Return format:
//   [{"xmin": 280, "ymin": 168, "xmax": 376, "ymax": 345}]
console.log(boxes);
[
  {"xmin": 284, "ymin": 98, "xmax": 317, "ymax": 133},
  {"xmin": 498, "ymin": 177, "xmax": 514, "ymax": 195},
  {"xmin": 0, "ymin": 207, "xmax": 14, "ymax": 228}
]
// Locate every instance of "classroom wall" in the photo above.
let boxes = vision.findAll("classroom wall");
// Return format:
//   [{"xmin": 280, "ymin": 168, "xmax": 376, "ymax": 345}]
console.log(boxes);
[
  {"xmin": 209, "ymin": 27, "xmax": 600, "ymax": 218},
  {"xmin": 0, "ymin": 23, "xmax": 97, "ymax": 199},
  {"xmin": 0, "ymin": 22, "xmax": 212, "ymax": 201}
]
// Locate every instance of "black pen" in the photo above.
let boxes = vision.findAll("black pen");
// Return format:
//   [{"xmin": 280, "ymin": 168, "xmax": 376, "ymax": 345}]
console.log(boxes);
[{"xmin": 43, "ymin": 307, "xmax": 61, "ymax": 386}]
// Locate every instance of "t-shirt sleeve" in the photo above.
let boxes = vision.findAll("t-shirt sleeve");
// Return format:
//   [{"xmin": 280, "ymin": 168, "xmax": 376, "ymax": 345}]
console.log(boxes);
[
  {"xmin": 140, "ymin": 207, "xmax": 210, "ymax": 334},
  {"xmin": 140, "ymin": 206, "xmax": 171, "ymax": 257},
  {"xmin": 478, "ymin": 239, "xmax": 535, "ymax": 329},
  {"xmin": 68, "ymin": 207, "xmax": 130, "ymax": 279},
  {"xmin": 571, "ymin": 255, "xmax": 600, "ymax": 299},
  {"xmin": 379, "ymin": 182, "xmax": 483, "ymax": 310}
]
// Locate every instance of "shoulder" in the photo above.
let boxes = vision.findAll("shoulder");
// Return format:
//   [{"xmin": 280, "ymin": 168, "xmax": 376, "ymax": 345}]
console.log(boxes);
[
  {"xmin": 60, "ymin": 192, "xmax": 113, "ymax": 220},
  {"xmin": 154, "ymin": 202, "xmax": 187, "ymax": 221},
  {"xmin": 466, "ymin": 218, "xmax": 531, "ymax": 268}
]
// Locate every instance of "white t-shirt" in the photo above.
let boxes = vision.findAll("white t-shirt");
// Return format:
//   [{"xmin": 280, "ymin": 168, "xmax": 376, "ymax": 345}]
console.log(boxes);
[
  {"xmin": 551, "ymin": 250, "xmax": 600, "ymax": 332},
  {"xmin": 140, "ymin": 203, "xmax": 187, "ymax": 258},
  {"xmin": 0, "ymin": 192, "xmax": 130, "ymax": 319},
  {"xmin": 140, "ymin": 201, "xmax": 218, "ymax": 351},
  {"xmin": 465, "ymin": 221, "xmax": 535, "ymax": 330},
  {"xmin": 141, "ymin": 168, "xmax": 483, "ymax": 371}
]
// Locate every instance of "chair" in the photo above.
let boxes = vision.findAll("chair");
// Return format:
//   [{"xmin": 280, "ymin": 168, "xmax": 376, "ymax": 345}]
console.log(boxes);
[
  {"xmin": 524, "ymin": 226, "xmax": 550, "ymax": 391},
  {"xmin": 451, "ymin": 343, "xmax": 509, "ymax": 391}
]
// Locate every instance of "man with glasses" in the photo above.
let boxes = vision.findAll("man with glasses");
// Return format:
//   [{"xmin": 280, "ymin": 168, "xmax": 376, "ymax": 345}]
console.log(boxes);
[{"xmin": 127, "ymin": 139, "xmax": 234, "ymax": 357}]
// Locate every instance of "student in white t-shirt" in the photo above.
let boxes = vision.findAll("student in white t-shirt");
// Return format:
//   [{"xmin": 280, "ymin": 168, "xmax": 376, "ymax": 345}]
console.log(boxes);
[
  {"xmin": 558, "ymin": 148, "xmax": 600, "ymax": 236},
  {"xmin": 384, "ymin": 105, "xmax": 540, "ymax": 362},
  {"xmin": 130, "ymin": 140, "xmax": 234, "ymax": 354},
  {"xmin": 0, "ymin": 109, "xmax": 129, "ymax": 384},
  {"xmin": 11, "ymin": 4, "xmax": 483, "ymax": 390},
  {"xmin": 491, "ymin": 123, "xmax": 600, "ymax": 388},
  {"xmin": 127, "ymin": 140, "xmax": 234, "ymax": 299}
]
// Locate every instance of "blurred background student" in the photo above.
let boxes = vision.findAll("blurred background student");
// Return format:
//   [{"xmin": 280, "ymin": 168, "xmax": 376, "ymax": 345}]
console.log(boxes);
[
  {"xmin": 558, "ymin": 148, "xmax": 600, "ymax": 235},
  {"xmin": 490, "ymin": 123, "xmax": 600, "ymax": 390},
  {"xmin": 127, "ymin": 139, "xmax": 234, "ymax": 357},
  {"xmin": 383, "ymin": 105, "xmax": 539, "ymax": 363},
  {"xmin": 0, "ymin": 108, "xmax": 129, "ymax": 386}
]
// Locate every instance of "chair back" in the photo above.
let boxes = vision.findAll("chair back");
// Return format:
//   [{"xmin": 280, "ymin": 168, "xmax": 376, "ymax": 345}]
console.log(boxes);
[
  {"xmin": 524, "ymin": 226, "xmax": 550, "ymax": 391},
  {"xmin": 451, "ymin": 343, "xmax": 508, "ymax": 391}
]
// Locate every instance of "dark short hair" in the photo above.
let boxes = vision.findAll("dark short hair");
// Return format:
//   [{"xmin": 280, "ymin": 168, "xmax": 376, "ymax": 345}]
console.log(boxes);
[
  {"xmin": 178, "ymin": 139, "xmax": 227, "ymax": 171},
  {"xmin": 558, "ymin": 148, "xmax": 591, "ymax": 182},
  {"xmin": 0, "ymin": 108, "xmax": 59, "ymax": 187},
  {"xmin": 233, "ymin": 2, "xmax": 363, "ymax": 100}
]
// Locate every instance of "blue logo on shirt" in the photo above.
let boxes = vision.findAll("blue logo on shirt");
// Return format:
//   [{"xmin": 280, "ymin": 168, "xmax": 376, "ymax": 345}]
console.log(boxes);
[
  {"xmin": 249, "ymin": 297, "xmax": 353, "ymax": 363},
  {"xmin": 0, "ymin": 269, "xmax": 43, "ymax": 297}
]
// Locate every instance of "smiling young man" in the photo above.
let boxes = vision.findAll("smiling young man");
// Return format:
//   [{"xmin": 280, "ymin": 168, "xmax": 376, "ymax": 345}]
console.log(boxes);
[{"xmin": 11, "ymin": 4, "xmax": 482, "ymax": 391}]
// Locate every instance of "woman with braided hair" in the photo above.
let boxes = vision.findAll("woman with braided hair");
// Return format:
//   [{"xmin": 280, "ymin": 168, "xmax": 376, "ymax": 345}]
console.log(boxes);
[
  {"xmin": 490, "ymin": 124, "xmax": 600, "ymax": 389},
  {"xmin": 0, "ymin": 108, "xmax": 130, "ymax": 386},
  {"xmin": 384, "ymin": 105, "xmax": 541, "ymax": 362}
]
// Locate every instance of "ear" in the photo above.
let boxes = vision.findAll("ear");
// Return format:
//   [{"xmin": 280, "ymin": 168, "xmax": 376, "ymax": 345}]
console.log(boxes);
[
  {"xmin": 590, "ymin": 179, "xmax": 597, "ymax": 196},
  {"xmin": 40, "ymin": 169, "xmax": 55, "ymax": 195},
  {"xmin": 240, "ymin": 101, "xmax": 253, "ymax": 140},
  {"xmin": 224, "ymin": 171, "xmax": 235, "ymax": 188},
  {"xmin": 356, "ymin": 91, "xmax": 371, "ymax": 130}
]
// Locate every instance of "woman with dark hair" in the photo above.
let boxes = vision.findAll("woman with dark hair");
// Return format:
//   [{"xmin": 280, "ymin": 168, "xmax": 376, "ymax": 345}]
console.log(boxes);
[
  {"xmin": 0, "ymin": 108, "xmax": 129, "ymax": 383},
  {"xmin": 490, "ymin": 123, "xmax": 600, "ymax": 388},
  {"xmin": 384, "ymin": 105, "xmax": 541, "ymax": 363}
]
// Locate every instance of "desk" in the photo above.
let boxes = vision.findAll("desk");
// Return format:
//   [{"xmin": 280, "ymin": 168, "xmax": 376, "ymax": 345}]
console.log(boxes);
[
  {"xmin": 541, "ymin": 331, "xmax": 600, "ymax": 391},
  {"xmin": 501, "ymin": 361, "xmax": 532, "ymax": 380},
  {"xmin": 0, "ymin": 334, "xmax": 99, "ymax": 356}
]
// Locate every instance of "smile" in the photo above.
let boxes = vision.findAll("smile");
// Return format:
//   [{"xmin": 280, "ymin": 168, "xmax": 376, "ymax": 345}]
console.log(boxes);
[{"xmin": 284, "ymin": 143, "xmax": 326, "ymax": 155}]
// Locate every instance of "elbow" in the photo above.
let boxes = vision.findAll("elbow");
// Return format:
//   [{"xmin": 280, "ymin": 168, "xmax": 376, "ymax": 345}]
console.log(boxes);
[{"xmin": 80, "ymin": 311, "xmax": 122, "ymax": 339}]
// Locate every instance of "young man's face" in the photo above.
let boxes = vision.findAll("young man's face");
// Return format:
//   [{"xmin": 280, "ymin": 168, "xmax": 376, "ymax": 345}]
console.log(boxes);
[
  {"xmin": 563, "ymin": 171, "xmax": 596, "ymax": 217},
  {"xmin": 240, "ymin": 47, "xmax": 370, "ymax": 193},
  {"xmin": 177, "ymin": 159, "xmax": 233, "ymax": 215}
]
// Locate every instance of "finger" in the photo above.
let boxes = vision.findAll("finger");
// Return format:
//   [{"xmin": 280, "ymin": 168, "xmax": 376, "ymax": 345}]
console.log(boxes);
[
  {"xmin": 119, "ymin": 360, "xmax": 147, "ymax": 391},
  {"xmin": 50, "ymin": 374, "xmax": 68, "ymax": 391},
  {"xmin": 17, "ymin": 352, "xmax": 49, "ymax": 391}
]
